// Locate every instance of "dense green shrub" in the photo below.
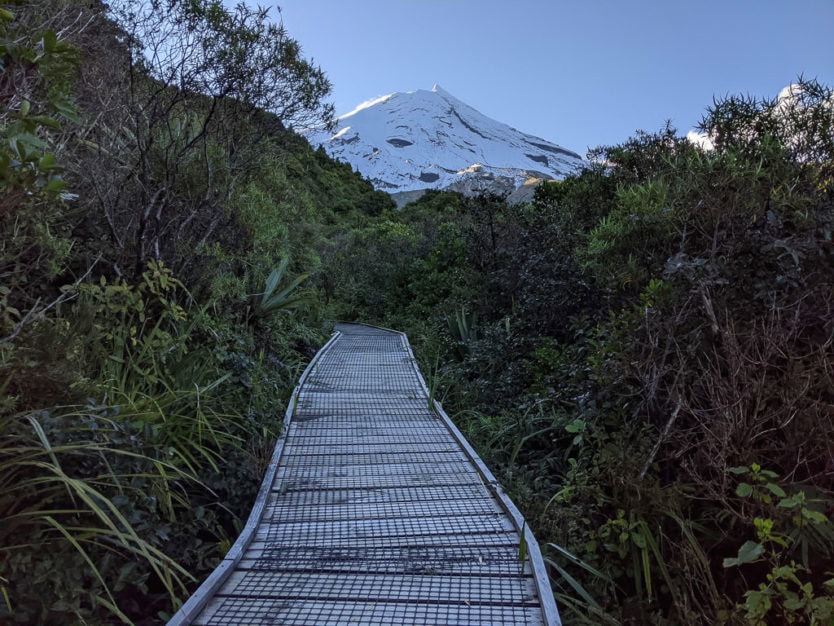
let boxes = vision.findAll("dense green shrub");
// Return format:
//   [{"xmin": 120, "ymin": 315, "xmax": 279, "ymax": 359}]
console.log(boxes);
[
  {"xmin": 0, "ymin": 0, "xmax": 386, "ymax": 622},
  {"xmin": 4, "ymin": 0, "xmax": 833, "ymax": 623},
  {"xmin": 328, "ymin": 78, "xmax": 834, "ymax": 625}
]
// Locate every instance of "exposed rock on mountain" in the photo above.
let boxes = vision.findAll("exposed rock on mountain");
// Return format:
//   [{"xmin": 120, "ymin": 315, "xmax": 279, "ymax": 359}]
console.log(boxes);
[{"xmin": 303, "ymin": 85, "xmax": 585, "ymax": 201}]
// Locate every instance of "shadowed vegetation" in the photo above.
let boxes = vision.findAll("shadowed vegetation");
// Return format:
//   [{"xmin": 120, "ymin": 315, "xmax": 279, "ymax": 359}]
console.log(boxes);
[
  {"xmin": 0, "ymin": 0, "xmax": 391, "ymax": 622},
  {"xmin": 325, "ymin": 80, "xmax": 834, "ymax": 625},
  {"xmin": 3, "ymin": 0, "xmax": 833, "ymax": 623}
]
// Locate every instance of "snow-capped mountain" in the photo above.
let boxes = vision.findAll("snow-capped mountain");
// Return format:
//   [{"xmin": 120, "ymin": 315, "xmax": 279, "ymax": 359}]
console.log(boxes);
[{"xmin": 303, "ymin": 85, "xmax": 585, "ymax": 199}]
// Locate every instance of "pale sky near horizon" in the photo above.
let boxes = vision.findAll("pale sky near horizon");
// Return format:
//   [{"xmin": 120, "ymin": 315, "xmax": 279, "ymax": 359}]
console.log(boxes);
[{"xmin": 269, "ymin": 1, "xmax": 832, "ymax": 157}]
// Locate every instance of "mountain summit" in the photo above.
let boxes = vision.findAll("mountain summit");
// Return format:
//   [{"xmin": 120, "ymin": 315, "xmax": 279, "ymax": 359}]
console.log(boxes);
[{"xmin": 304, "ymin": 85, "xmax": 585, "ymax": 200}]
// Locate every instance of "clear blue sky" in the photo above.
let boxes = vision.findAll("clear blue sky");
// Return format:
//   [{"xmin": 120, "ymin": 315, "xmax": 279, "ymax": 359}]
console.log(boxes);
[{"xmin": 271, "ymin": 0, "xmax": 833, "ymax": 157}]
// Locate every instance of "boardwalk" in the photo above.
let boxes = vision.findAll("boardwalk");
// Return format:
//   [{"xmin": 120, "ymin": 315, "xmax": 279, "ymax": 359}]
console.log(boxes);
[{"xmin": 169, "ymin": 324, "xmax": 560, "ymax": 625}]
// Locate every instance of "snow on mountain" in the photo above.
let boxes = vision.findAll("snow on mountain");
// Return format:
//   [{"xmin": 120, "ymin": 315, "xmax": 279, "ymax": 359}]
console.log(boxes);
[{"xmin": 303, "ymin": 85, "xmax": 585, "ymax": 197}]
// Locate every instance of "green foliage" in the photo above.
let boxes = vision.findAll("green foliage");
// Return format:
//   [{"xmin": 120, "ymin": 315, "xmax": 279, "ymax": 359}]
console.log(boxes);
[
  {"xmin": 0, "ymin": 257, "xmax": 287, "ymax": 623},
  {"xmin": 254, "ymin": 257, "xmax": 312, "ymax": 318},
  {"xmin": 742, "ymin": 564, "xmax": 834, "ymax": 626},
  {"xmin": 329, "ymin": 77, "xmax": 834, "ymax": 625},
  {"xmin": 0, "ymin": 408, "xmax": 195, "ymax": 624},
  {"xmin": 699, "ymin": 79, "xmax": 834, "ymax": 164},
  {"xmin": 1, "ymin": 102, "xmax": 67, "ymax": 194},
  {"xmin": 580, "ymin": 181, "xmax": 677, "ymax": 289},
  {"xmin": 545, "ymin": 542, "xmax": 620, "ymax": 625},
  {"xmin": 531, "ymin": 170, "xmax": 619, "ymax": 251},
  {"xmin": 4, "ymin": 1, "xmax": 834, "ymax": 623},
  {"xmin": 0, "ymin": 5, "xmax": 79, "ymax": 303},
  {"xmin": 724, "ymin": 464, "xmax": 834, "ymax": 624},
  {"xmin": 0, "ymin": 0, "xmax": 356, "ymax": 622},
  {"xmin": 112, "ymin": 0, "xmax": 334, "ymax": 131},
  {"xmin": 447, "ymin": 306, "xmax": 478, "ymax": 356}
]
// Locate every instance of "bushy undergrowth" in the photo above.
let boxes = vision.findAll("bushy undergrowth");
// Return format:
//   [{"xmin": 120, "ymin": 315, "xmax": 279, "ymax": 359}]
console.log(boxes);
[
  {"xmin": 5, "ymin": 0, "xmax": 833, "ymax": 624},
  {"xmin": 0, "ymin": 1, "xmax": 390, "ymax": 623},
  {"xmin": 326, "ymin": 80, "xmax": 834, "ymax": 625}
]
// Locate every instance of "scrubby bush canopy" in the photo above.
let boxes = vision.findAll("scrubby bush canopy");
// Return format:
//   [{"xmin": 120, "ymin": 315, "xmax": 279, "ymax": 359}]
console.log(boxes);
[
  {"xmin": 324, "ymin": 77, "xmax": 834, "ymax": 625},
  {"xmin": 112, "ymin": 0, "xmax": 335, "ymax": 131},
  {"xmin": 0, "ymin": 0, "xmax": 385, "ymax": 622},
  {"xmin": 2, "ymin": 0, "xmax": 833, "ymax": 622}
]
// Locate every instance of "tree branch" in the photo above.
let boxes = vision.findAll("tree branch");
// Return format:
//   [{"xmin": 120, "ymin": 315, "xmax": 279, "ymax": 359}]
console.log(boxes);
[{"xmin": 0, "ymin": 254, "xmax": 102, "ymax": 345}]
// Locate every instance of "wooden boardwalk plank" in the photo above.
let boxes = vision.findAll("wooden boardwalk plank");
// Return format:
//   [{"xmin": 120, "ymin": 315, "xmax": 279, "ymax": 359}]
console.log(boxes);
[{"xmin": 168, "ymin": 323, "xmax": 561, "ymax": 625}]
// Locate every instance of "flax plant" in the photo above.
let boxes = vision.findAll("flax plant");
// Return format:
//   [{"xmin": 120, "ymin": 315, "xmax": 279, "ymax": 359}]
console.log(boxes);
[
  {"xmin": 253, "ymin": 257, "xmax": 312, "ymax": 319},
  {"xmin": 0, "ymin": 410, "xmax": 195, "ymax": 623}
]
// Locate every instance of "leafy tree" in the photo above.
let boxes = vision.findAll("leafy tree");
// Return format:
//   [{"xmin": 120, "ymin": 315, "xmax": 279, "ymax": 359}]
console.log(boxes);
[
  {"xmin": 81, "ymin": 0, "xmax": 337, "ymax": 273},
  {"xmin": 0, "ymin": 2, "xmax": 359, "ymax": 622},
  {"xmin": 112, "ymin": 0, "xmax": 335, "ymax": 131},
  {"xmin": 332, "ymin": 77, "xmax": 834, "ymax": 625}
]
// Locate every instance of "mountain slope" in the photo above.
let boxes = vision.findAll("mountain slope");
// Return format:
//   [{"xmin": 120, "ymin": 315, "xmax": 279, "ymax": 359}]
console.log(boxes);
[{"xmin": 304, "ymin": 85, "xmax": 585, "ymax": 195}]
